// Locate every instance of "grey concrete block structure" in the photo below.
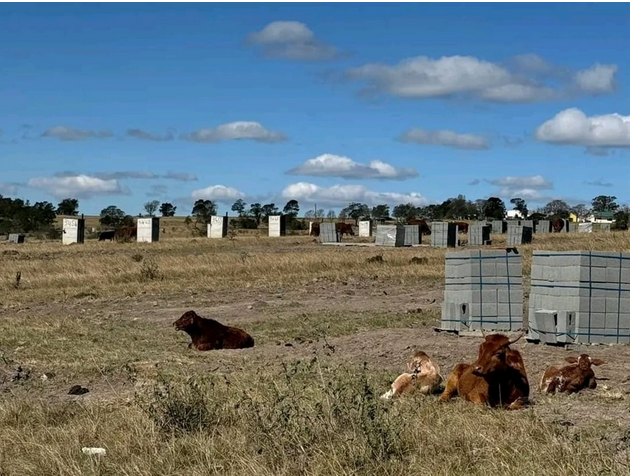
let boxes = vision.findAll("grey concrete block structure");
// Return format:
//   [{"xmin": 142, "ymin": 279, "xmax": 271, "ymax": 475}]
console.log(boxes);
[
  {"xmin": 358, "ymin": 221, "xmax": 372, "ymax": 237},
  {"xmin": 507, "ymin": 225, "xmax": 533, "ymax": 245},
  {"xmin": 62, "ymin": 218, "xmax": 85, "ymax": 245},
  {"xmin": 137, "ymin": 217, "xmax": 160, "ymax": 243},
  {"xmin": 207, "ymin": 216, "xmax": 228, "ymax": 238},
  {"xmin": 468, "ymin": 223, "xmax": 491, "ymax": 246},
  {"xmin": 268, "ymin": 215, "xmax": 286, "ymax": 237},
  {"xmin": 319, "ymin": 223, "xmax": 339, "ymax": 243},
  {"xmin": 491, "ymin": 220, "xmax": 507, "ymax": 234},
  {"xmin": 8, "ymin": 233, "xmax": 25, "ymax": 244},
  {"xmin": 440, "ymin": 249, "xmax": 524, "ymax": 333},
  {"xmin": 375, "ymin": 225, "xmax": 404, "ymax": 247},
  {"xmin": 528, "ymin": 251, "xmax": 630, "ymax": 345},
  {"xmin": 431, "ymin": 222, "xmax": 458, "ymax": 248},
  {"xmin": 568, "ymin": 222, "xmax": 578, "ymax": 233},
  {"xmin": 536, "ymin": 220, "xmax": 551, "ymax": 234},
  {"xmin": 404, "ymin": 225, "xmax": 421, "ymax": 246}
]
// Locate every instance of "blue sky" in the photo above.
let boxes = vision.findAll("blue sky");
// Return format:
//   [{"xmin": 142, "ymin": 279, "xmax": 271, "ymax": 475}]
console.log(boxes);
[{"xmin": 1, "ymin": 3, "xmax": 629, "ymax": 216}]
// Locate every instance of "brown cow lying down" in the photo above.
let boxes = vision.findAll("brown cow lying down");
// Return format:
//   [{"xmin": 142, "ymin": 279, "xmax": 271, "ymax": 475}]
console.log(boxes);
[
  {"xmin": 439, "ymin": 332, "xmax": 530, "ymax": 409},
  {"xmin": 539, "ymin": 354, "xmax": 605, "ymax": 394},
  {"xmin": 380, "ymin": 351, "xmax": 443, "ymax": 400},
  {"xmin": 173, "ymin": 310, "xmax": 254, "ymax": 351}
]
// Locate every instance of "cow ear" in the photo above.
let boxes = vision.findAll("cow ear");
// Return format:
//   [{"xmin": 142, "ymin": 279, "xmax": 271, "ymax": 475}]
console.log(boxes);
[
  {"xmin": 590, "ymin": 358, "xmax": 605, "ymax": 366},
  {"xmin": 565, "ymin": 356, "xmax": 578, "ymax": 363}
]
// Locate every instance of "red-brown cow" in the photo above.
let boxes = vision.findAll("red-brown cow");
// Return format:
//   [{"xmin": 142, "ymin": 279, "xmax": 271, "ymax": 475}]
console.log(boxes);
[
  {"xmin": 452, "ymin": 221, "xmax": 469, "ymax": 234},
  {"xmin": 336, "ymin": 222, "xmax": 355, "ymax": 237},
  {"xmin": 407, "ymin": 219, "xmax": 432, "ymax": 235},
  {"xmin": 439, "ymin": 332, "xmax": 529, "ymax": 409},
  {"xmin": 539, "ymin": 354, "xmax": 605, "ymax": 394},
  {"xmin": 551, "ymin": 217, "xmax": 565, "ymax": 233},
  {"xmin": 173, "ymin": 310, "xmax": 254, "ymax": 351},
  {"xmin": 310, "ymin": 222, "xmax": 321, "ymax": 237}
]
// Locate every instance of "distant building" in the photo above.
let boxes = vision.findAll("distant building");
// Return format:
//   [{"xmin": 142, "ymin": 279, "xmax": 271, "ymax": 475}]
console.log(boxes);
[
  {"xmin": 586, "ymin": 211, "xmax": 615, "ymax": 223},
  {"xmin": 506, "ymin": 209, "xmax": 524, "ymax": 220}
]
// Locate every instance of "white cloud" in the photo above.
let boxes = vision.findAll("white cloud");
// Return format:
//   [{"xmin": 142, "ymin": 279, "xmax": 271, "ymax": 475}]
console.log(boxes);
[
  {"xmin": 41, "ymin": 126, "xmax": 113, "ymax": 141},
  {"xmin": 281, "ymin": 182, "xmax": 429, "ymax": 207},
  {"xmin": 486, "ymin": 175, "xmax": 554, "ymax": 201},
  {"xmin": 0, "ymin": 182, "xmax": 19, "ymax": 196},
  {"xmin": 54, "ymin": 170, "xmax": 197, "ymax": 182},
  {"xmin": 574, "ymin": 64, "xmax": 617, "ymax": 94},
  {"xmin": 28, "ymin": 175, "xmax": 125, "ymax": 199},
  {"xmin": 346, "ymin": 54, "xmax": 618, "ymax": 103},
  {"xmin": 584, "ymin": 179, "xmax": 613, "ymax": 187},
  {"xmin": 247, "ymin": 21, "xmax": 338, "ymax": 61},
  {"xmin": 126, "ymin": 129, "xmax": 174, "ymax": 141},
  {"xmin": 399, "ymin": 128, "xmax": 489, "ymax": 150},
  {"xmin": 191, "ymin": 185, "xmax": 246, "ymax": 202},
  {"xmin": 286, "ymin": 153, "xmax": 418, "ymax": 180},
  {"xmin": 181, "ymin": 121, "xmax": 287, "ymax": 143},
  {"xmin": 534, "ymin": 108, "xmax": 630, "ymax": 148},
  {"xmin": 163, "ymin": 171, "xmax": 198, "ymax": 182}
]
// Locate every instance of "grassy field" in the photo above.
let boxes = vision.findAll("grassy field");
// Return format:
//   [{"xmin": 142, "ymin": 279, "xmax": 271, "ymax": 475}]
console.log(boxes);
[{"xmin": 0, "ymin": 230, "xmax": 629, "ymax": 475}]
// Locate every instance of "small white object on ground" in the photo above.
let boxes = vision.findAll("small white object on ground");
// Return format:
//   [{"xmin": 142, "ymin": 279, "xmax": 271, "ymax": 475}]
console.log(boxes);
[{"xmin": 81, "ymin": 447, "xmax": 106, "ymax": 456}]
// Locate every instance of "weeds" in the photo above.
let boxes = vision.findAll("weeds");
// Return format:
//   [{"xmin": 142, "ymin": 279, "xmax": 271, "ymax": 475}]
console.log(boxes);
[{"xmin": 139, "ymin": 259, "xmax": 162, "ymax": 281}]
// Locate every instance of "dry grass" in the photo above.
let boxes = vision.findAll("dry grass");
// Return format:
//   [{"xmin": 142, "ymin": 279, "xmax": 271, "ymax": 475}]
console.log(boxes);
[
  {"xmin": 0, "ymin": 230, "xmax": 629, "ymax": 475},
  {"xmin": 1, "ymin": 231, "xmax": 628, "ymax": 307}
]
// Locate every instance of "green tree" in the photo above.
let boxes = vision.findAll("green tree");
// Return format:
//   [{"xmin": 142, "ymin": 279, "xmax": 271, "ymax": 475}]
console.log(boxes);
[
  {"xmin": 144, "ymin": 200, "xmax": 160, "ymax": 217},
  {"xmin": 262, "ymin": 203, "xmax": 279, "ymax": 219},
  {"xmin": 326, "ymin": 210, "xmax": 337, "ymax": 220},
  {"xmin": 392, "ymin": 203, "xmax": 420, "ymax": 222},
  {"xmin": 371, "ymin": 204, "xmax": 390, "ymax": 221},
  {"xmin": 99, "ymin": 206, "xmax": 127, "ymax": 229},
  {"xmin": 591, "ymin": 195, "xmax": 619, "ymax": 213},
  {"xmin": 159, "ymin": 202, "xmax": 177, "ymax": 217},
  {"xmin": 543, "ymin": 199, "xmax": 570, "ymax": 217},
  {"xmin": 570, "ymin": 204, "xmax": 590, "ymax": 221},
  {"xmin": 282, "ymin": 200, "xmax": 300, "ymax": 218},
  {"xmin": 231, "ymin": 199, "xmax": 247, "ymax": 217},
  {"xmin": 249, "ymin": 203, "xmax": 264, "ymax": 225},
  {"xmin": 483, "ymin": 197, "xmax": 506, "ymax": 220},
  {"xmin": 340, "ymin": 202, "xmax": 370, "ymax": 225},
  {"xmin": 613, "ymin": 206, "xmax": 630, "ymax": 230},
  {"xmin": 56, "ymin": 198, "xmax": 79, "ymax": 216},
  {"xmin": 191, "ymin": 199, "xmax": 217, "ymax": 224},
  {"xmin": 510, "ymin": 198, "xmax": 528, "ymax": 219}
]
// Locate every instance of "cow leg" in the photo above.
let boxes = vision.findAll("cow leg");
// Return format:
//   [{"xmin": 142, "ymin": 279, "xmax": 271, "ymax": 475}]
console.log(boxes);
[
  {"xmin": 439, "ymin": 365, "xmax": 466, "ymax": 402},
  {"xmin": 381, "ymin": 373, "xmax": 415, "ymax": 400}
]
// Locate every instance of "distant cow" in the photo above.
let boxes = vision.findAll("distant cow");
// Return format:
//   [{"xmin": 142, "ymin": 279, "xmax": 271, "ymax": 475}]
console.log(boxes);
[
  {"xmin": 381, "ymin": 350, "xmax": 443, "ymax": 400},
  {"xmin": 439, "ymin": 332, "xmax": 529, "ymax": 409},
  {"xmin": 539, "ymin": 354, "xmax": 605, "ymax": 395},
  {"xmin": 407, "ymin": 219, "xmax": 431, "ymax": 235},
  {"xmin": 173, "ymin": 310, "xmax": 254, "ymax": 351},
  {"xmin": 310, "ymin": 222, "xmax": 321, "ymax": 237},
  {"xmin": 452, "ymin": 221, "xmax": 469, "ymax": 234},
  {"xmin": 551, "ymin": 217, "xmax": 565, "ymax": 233},
  {"xmin": 336, "ymin": 222, "xmax": 355, "ymax": 237},
  {"xmin": 116, "ymin": 226, "xmax": 137, "ymax": 241},
  {"xmin": 98, "ymin": 230, "xmax": 116, "ymax": 241}
]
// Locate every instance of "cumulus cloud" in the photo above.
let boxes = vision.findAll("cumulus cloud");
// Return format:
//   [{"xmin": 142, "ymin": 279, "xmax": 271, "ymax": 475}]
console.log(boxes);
[
  {"xmin": 534, "ymin": 108, "xmax": 630, "ymax": 149},
  {"xmin": 345, "ymin": 54, "xmax": 618, "ymax": 103},
  {"xmin": 486, "ymin": 175, "xmax": 553, "ymax": 201},
  {"xmin": 191, "ymin": 185, "xmax": 246, "ymax": 202},
  {"xmin": 41, "ymin": 126, "xmax": 113, "ymax": 141},
  {"xmin": 126, "ymin": 128, "xmax": 175, "ymax": 141},
  {"xmin": 281, "ymin": 182, "xmax": 429, "ymax": 207},
  {"xmin": 28, "ymin": 175, "xmax": 126, "ymax": 199},
  {"xmin": 399, "ymin": 128, "xmax": 489, "ymax": 150},
  {"xmin": 574, "ymin": 64, "xmax": 617, "ymax": 94},
  {"xmin": 286, "ymin": 153, "xmax": 418, "ymax": 180},
  {"xmin": 181, "ymin": 121, "xmax": 287, "ymax": 143},
  {"xmin": 584, "ymin": 179, "xmax": 613, "ymax": 187},
  {"xmin": 247, "ymin": 21, "xmax": 338, "ymax": 61}
]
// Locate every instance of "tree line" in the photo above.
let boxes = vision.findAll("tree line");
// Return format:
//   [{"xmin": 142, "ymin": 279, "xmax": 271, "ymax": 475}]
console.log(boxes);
[{"xmin": 0, "ymin": 193, "xmax": 628, "ymax": 235}]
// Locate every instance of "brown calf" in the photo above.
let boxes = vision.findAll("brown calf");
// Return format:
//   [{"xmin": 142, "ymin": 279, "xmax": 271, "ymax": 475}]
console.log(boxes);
[
  {"xmin": 173, "ymin": 310, "xmax": 254, "ymax": 351},
  {"xmin": 539, "ymin": 354, "xmax": 605, "ymax": 394},
  {"xmin": 439, "ymin": 332, "xmax": 530, "ymax": 409},
  {"xmin": 381, "ymin": 350, "xmax": 443, "ymax": 400}
]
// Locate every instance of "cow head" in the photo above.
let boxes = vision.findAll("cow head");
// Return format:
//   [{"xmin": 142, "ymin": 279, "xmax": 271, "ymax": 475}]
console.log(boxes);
[
  {"xmin": 472, "ymin": 332, "xmax": 524, "ymax": 377},
  {"xmin": 565, "ymin": 354, "xmax": 605, "ymax": 371},
  {"xmin": 173, "ymin": 310, "xmax": 199, "ymax": 331}
]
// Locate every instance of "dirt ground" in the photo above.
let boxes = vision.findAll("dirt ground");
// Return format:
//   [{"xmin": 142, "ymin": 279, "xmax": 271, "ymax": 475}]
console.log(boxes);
[{"xmin": 3, "ymin": 274, "xmax": 629, "ymax": 433}]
